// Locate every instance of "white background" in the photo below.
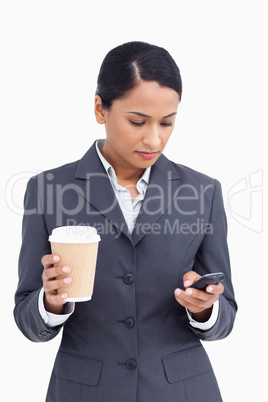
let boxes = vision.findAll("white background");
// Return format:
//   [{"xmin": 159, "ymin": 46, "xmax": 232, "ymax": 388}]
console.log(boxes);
[{"xmin": 1, "ymin": 1, "xmax": 267, "ymax": 401}]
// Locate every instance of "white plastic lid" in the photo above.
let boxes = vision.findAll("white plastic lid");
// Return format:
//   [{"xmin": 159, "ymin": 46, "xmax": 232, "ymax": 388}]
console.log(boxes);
[{"xmin": 49, "ymin": 226, "xmax": 101, "ymax": 244}]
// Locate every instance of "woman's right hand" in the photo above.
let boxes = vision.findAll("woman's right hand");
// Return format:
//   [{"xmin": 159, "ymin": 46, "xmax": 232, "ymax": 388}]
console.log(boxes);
[{"xmin": 41, "ymin": 254, "xmax": 72, "ymax": 314}]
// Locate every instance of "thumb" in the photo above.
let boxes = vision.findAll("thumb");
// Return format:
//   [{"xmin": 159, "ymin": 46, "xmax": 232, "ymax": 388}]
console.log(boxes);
[{"xmin": 183, "ymin": 271, "xmax": 201, "ymax": 288}]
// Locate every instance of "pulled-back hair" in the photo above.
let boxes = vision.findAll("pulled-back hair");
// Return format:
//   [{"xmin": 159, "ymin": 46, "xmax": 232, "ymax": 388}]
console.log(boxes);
[{"xmin": 96, "ymin": 41, "xmax": 182, "ymax": 109}]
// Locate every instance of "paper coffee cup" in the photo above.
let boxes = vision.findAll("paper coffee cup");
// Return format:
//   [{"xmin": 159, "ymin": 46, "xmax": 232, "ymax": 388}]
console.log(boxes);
[{"xmin": 49, "ymin": 226, "xmax": 101, "ymax": 302}]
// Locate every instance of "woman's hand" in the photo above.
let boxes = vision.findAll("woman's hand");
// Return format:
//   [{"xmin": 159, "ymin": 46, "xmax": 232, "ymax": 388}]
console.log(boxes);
[
  {"xmin": 41, "ymin": 254, "xmax": 72, "ymax": 315},
  {"xmin": 174, "ymin": 271, "xmax": 224, "ymax": 322}
]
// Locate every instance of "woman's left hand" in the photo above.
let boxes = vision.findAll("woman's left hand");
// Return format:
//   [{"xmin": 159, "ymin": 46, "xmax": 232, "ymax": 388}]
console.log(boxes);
[{"xmin": 174, "ymin": 271, "xmax": 224, "ymax": 322}]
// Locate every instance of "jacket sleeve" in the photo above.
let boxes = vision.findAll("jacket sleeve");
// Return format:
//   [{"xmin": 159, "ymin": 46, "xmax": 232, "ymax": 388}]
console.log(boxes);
[
  {"xmin": 13, "ymin": 175, "xmax": 63, "ymax": 342},
  {"xmin": 189, "ymin": 179, "xmax": 238, "ymax": 341}
]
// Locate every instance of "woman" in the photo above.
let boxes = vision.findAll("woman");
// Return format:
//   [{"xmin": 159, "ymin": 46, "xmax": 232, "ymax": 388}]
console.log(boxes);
[{"xmin": 14, "ymin": 41, "xmax": 237, "ymax": 402}]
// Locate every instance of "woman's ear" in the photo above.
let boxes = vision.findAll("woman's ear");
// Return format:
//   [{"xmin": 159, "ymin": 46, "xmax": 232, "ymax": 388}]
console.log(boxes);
[{"xmin": 94, "ymin": 95, "xmax": 107, "ymax": 124}]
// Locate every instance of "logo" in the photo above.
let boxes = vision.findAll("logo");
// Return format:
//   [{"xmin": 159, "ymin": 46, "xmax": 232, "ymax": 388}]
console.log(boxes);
[{"xmin": 227, "ymin": 170, "xmax": 263, "ymax": 233}]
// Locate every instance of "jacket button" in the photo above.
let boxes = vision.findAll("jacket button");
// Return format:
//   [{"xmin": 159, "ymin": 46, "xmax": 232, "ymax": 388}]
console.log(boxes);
[
  {"xmin": 124, "ymin": 317, "xmax": 135, "ymax": 328},
  {"xmin": 123, "ymin": 273, "xmax": 134, "ymax": 284},
  {"xmin": 126, "ymin": 359, "xmax": 137, "ymax": 370}
]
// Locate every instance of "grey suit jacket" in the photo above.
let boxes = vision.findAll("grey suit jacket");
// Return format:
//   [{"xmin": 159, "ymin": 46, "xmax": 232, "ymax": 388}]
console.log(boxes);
[{"xmin": 14, "ymin": 142, "xmax": 237, "ymax": 402}]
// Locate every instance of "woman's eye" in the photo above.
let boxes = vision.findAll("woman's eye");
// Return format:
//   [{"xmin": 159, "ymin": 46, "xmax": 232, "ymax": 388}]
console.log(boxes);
[
  {"xmin": 130, "ymin": 120, "xmax": 145, "ymax": 127},
  {"xmin": 129, "ymin": 120, "xmax": 172, "ymax": 127},
  {"xmin": 161, "ymin": 122, "xmax": 173, "ymax": 127}
]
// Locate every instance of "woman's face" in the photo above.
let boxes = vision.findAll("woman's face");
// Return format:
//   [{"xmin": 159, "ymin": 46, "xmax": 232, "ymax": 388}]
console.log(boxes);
[{"xmin": 95, "ymin": 81, "xmax": 180, "ymax": 173}]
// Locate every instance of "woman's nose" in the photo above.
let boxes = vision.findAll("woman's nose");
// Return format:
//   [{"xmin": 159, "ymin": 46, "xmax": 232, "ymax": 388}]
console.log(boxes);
[{"xmin": 142, "ymin": 127, "xmax": 161, "ymax": 149}]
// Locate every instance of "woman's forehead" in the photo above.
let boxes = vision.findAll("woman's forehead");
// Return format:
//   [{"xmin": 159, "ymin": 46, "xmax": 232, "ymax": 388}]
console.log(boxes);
[{"xmin": 111, "ymin": 81, "xmax": 180, "ymax": 114}]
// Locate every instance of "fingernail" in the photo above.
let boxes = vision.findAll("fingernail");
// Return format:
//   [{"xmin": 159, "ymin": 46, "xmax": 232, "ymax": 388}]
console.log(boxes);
[
  {"xmin": 61, "ymin": 293, "xmax": 68, "ymax": 299},
  {"xmin": 175, "ymin": 289, "xmax": 181, "ymax": 296},
  {"xmin": 62, "ymin": 266, "xmax": 70, "ymax": 273},
  {"xmin": 184, "ymin": 280, "xmax": 191, "ymax": 287},
  {"xmin": 63, "ymin": 277, "xmax": 71, "ymax": 284},
  {"xmin": 185, "ymin": 288, "xmax": 193, "ymax": 295},
  {"xmin": 207, "ymin": 286, "xmax": 213, "ymax": 292},
  {"xmin": 53, "ymin": 255, "xmax": 60, "ymax": 262}
]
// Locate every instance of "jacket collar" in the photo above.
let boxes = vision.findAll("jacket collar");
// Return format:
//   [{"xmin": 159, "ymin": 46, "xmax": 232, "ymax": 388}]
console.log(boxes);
[
  {"xmin": 75, "ymin": 141, "xmax": 105, "ymax": 179},
  {"xmin": 74, "ymin": 141, "xmax": 180, "ymax": 244},
  {"xmin": 75, "ymin": 140, "xmax": 180, "ymax": 181}
]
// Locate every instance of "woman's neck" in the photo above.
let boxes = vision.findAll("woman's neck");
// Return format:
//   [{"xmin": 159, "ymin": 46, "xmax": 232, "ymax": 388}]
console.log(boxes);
[{"xmin": 100, "ymin": 141, "xmax": 145, "ymax": 183}]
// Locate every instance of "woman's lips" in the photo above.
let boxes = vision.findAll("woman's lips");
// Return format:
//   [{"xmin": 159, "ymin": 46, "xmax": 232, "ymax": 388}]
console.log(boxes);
[{"xmin": 136, "ymin": 151, "xmax": 159, "ymax": 160}]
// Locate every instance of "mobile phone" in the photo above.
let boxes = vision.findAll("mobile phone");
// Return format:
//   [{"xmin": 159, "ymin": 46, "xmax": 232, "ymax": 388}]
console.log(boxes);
[{"xmin": 189, "ymin": 272, "xmax": 225, "ymax": 291}]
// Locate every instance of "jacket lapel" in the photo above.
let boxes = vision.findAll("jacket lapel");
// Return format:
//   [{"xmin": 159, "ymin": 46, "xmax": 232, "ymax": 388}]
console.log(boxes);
[
  {"xmin": 74, "ymin": 142, "xmax": 131, "ymax": 240},
  {"xmin": 74, "ymin": 142, "xmax": 181, "ymax": 245},
  {"xmin": 131, "ymin": 154, "xmax": 180, "ymax": 246}
]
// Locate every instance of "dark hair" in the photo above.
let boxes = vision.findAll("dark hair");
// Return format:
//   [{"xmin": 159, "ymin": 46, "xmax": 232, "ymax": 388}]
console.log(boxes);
[{"xmin": 95, "ymin": 41, "xmax": 182, "ymax": 109}]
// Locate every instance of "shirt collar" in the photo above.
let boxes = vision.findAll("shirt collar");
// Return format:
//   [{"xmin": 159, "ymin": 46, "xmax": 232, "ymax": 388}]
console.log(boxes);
[{"xmin": 95, "ymin": 140, "xmax": 151, "ymax": 188}]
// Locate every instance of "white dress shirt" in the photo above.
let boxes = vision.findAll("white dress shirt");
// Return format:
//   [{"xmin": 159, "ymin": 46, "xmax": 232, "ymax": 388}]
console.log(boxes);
[{"xmin": 39, "ymin": 140, "xmax": 219, "ymax": 329}]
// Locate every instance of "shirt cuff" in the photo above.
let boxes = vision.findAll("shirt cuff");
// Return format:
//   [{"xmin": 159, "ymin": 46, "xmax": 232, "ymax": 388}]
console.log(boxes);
[
  {"xmin": 187, "ymin": 299, "xmax": 219, "ymax": 330},
  {"xmin": 38, "ymin": 288, "xmax": 75, "ymax": 328}
]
